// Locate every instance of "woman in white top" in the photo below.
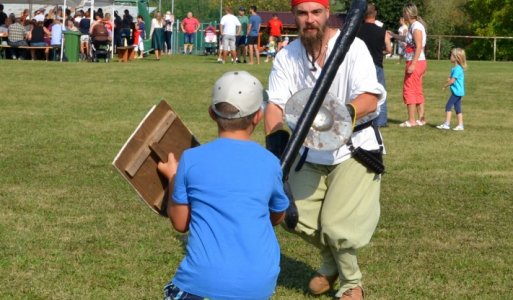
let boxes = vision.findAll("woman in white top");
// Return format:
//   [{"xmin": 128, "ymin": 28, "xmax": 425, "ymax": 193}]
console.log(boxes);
[
  {"xmin": 150, "ymin": 11, "xmax": 165, "ymax": 60},
  {"xmin": 390, "ymin": 3, "xmax": 427, "ymax": 127}
]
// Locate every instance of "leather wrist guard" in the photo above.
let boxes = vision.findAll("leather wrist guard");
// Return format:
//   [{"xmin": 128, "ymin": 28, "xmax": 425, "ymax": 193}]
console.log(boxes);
[{"xmin": 265, "ymin": 129, "xmax": 290, "ymax": 158}]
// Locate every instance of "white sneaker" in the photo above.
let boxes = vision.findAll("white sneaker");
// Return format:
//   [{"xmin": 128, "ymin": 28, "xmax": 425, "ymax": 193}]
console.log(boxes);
[
  {"xmin": 453, "ymin": 125, "xmax": 464, "ymax": 131},
  {"xmin": 436, "ymin": 123, "xmax": 450, "ymax": 130}
]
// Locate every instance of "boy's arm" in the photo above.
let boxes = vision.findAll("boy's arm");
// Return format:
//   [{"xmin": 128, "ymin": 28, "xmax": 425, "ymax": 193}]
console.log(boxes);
[
  {"xmin": 167, "ymin": 200, "xmax": 190, "ymax": 233},
  {"xmin": 158, "ymin": 153, "xmax": 191, "ymax": 233},
  {"xmin": 270, "ymin": 211, "xmax": 285, "ymax": 226}
]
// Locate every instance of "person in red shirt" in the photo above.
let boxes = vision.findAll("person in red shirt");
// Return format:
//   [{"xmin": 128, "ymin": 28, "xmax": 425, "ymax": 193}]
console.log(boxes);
[
  {"xmin": 267, "ymin": 14, "xmax": 283, "ymax": 51},
  {"xmin": 180, "ymin": 11, "xmax": 200, "ymax": 54}
]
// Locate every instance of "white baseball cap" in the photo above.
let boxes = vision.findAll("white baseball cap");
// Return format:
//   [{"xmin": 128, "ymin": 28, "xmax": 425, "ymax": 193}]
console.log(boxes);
[{"xmin": 211, "ymin": 71, "xmax": 266, "ymax": 119}]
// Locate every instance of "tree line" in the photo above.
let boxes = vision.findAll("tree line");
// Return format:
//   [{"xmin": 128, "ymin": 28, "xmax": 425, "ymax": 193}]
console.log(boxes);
[{"xmin": 152, "ymin": 0, "xmax": 513, "ymax": 60}]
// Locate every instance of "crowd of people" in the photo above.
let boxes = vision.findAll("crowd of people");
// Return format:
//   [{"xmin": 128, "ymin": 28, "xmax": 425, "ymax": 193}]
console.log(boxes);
[
  {"xmin": 0, "ymin": 4, "xmax": 293, "ymax": 63},
  {"xmin": 216, "ymin": 6, "xmax": 289, "ymax": 65},
  {"xmin": 0, "ymin": 5, "xmax": 67, "ymax": 60},
  {"xmin": 0, "ymin": 4, "xmax": 146, "ymax": 61}
]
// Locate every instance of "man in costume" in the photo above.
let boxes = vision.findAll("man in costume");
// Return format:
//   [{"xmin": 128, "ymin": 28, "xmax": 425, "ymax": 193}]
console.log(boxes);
[{"xmin": 265, "ymin": 0, "xmax": 386, "ymax": 299}]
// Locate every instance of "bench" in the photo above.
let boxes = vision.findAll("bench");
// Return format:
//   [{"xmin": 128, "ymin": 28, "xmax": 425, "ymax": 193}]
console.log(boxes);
[
  {"xmin": 0, "ymin": 45, "xmax": 57, "ymax": 60},
  {"xmin": 0, "ymin": 44, "xmax": 12, "ymax": 59},
  {"xmin": 20, "ymin": 45, "xmax": 55, "ymax": 60},
  {"xmin": 19, "ymin": 45, "xmax": 54, "ymax": 50},
  {"xmin": 117, "ymin": 46, "xmax": 136, "ymax": 62}
]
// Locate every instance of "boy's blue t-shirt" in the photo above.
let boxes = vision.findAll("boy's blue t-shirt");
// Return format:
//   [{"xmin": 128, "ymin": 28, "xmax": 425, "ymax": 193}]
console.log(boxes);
[
  {"xmin": 171, "ymin": 138, "xmax": 289, "ymax": 300},
  {"xmin": 248, "ymin": 15, "xmax": 262, "ymax": 37},
  {"xmin": 450, "ymin": 64, "xmax": 465, "ymax": 96}
]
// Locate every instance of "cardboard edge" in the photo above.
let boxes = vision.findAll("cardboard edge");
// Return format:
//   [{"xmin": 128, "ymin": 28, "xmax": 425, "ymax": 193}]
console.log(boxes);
[
  {"xmin": 111, "ymin": 103, "xmax": 162, "ymax": 216},
  {"xmin": 111, "ymin": 104, "xmax": 157, "ymax": 166}
]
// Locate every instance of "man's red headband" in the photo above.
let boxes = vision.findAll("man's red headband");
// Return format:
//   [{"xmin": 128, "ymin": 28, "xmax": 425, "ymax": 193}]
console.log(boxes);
[{"xmin": 291, "ymin": 0, "xmax": 330, "ymax": 8}]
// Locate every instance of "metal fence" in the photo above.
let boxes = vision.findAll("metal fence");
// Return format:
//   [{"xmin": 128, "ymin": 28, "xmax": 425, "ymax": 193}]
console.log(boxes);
[
  {"xmin": 167, "ymin": 21, "xmax": 219, "ymax": 55},
  {"xmin": 164, "ymin": 24, "xmax": 513, "ymax": 62},
  {"xmin": 427, "ymin": 35, "xmax": 513, "ymax": 61}
]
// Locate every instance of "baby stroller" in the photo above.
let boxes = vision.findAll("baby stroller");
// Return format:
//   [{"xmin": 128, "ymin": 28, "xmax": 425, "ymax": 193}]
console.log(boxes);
[
  {"xmin": 91, "ymin": 40, "xmax": 111, "ymax": 62},
  {"xmin": 90, "ymin": 22, "xmax": 111, "ymax": 62},
  {"xmin": 203, "ymin": 25, "xmax": 217, "ymax": 55}
]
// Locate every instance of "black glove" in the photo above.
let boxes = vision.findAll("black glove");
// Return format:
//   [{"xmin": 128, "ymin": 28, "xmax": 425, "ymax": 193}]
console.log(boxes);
[
  {"xmin": 283, "ymin": 181, "xmax": 299, "ymax": 230},
  {"xmin": 265, "ymin": 129, "xmax": 290, "ymax": 159}
]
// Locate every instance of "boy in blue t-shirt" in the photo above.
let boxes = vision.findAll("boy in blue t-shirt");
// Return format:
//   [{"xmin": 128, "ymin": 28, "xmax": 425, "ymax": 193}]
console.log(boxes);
[{"xmin": 157, "ymin": 71, "xmax": 289, "ymax": 300}]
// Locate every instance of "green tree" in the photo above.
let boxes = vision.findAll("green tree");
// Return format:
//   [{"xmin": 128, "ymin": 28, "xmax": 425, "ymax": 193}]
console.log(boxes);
[
  {"xmin": 463, "ymin": 0, "xmax": 513, "ymax": 60},
  {"xmin": 464, "ymin": 0, "xmax": 513, "ymax": 36},
  {"xmin": 422, "ymin": 0, "xmax": 467, "ymax": 59}
]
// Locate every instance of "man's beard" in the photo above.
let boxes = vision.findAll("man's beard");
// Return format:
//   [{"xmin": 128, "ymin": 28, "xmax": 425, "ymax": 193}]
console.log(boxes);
[{"xmin": 299, "ymin": 24, "xmax": 326, "ymax": 69}]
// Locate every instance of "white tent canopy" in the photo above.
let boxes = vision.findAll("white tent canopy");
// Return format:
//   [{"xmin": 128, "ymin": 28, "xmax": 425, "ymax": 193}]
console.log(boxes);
[
  {"xmin": 3, "ymin": 0, "xmax": 117, "ymax": 61},
  {"xmin": 1, "ymin": 0, "xmax": 114, "ymax": 9}
]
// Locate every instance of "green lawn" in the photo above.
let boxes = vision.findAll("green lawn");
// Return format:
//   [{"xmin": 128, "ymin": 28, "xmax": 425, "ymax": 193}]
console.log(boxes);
[{"xmin": 1, "ymin": 55, "xmax": 512, "ymax": 299}]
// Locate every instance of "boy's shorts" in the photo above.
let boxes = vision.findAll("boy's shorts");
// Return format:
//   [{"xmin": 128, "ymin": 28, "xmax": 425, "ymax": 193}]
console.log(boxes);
[
  {"xmin": 164, "ymin": 282, "xmax": 205, "ymax": 300},
  {"xmin": 271, "ymin": 35, "xmax": 281, "ymax": 43},
  {"xmin": 80, "ymin": 35, "xmax": 90, "ymax": 43},
  {"xmin": 236, "ymin": 35, "xmax": 247, "ymax": 46},
  {"xmin": 134, "ymin": 40, "xmax": 144, "ymax": 52},
  {"xmin": 184, "ymin": 33, "xmax": 195, "ymax": 45},
  {"xmin": 222, "ymin": 35, "xmax": 236, "ymax": 51},
  {"xmin": 247, "ymin": 36, "xmax": 258, "ymax": 45}
]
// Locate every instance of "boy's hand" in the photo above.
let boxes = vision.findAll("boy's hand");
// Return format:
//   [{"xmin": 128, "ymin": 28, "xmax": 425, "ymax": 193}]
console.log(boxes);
[{"xmin": 157, "ymin": 153, "xmax": 178, "ymax": 180}]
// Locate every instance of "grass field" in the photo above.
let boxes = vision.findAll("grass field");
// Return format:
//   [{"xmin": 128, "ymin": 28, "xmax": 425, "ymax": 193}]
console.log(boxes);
[{"xmin": 1, "ymin": 55, "xmax": 512, "ymax": 299}]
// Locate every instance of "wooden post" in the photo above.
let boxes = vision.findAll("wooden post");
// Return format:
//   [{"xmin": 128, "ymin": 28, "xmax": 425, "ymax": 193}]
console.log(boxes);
[
  {"xmin": 494, "ymin": 38, "xmax": 497, "ymax": 62},
  {"xmin": 437, "ymin": 36, "xmax": 441, "ymax": 60}
]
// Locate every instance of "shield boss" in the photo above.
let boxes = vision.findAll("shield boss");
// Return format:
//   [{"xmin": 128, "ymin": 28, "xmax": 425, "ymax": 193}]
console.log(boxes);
[{"xmin": 284, "ymin": 88, "xmax": 353, "ymax": 151}]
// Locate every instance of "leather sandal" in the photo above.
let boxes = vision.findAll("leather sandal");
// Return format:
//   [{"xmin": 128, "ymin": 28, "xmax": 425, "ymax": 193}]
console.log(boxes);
[{"xmin": 399, "ymin": 120, "xmax": 416, "ymax": 128}]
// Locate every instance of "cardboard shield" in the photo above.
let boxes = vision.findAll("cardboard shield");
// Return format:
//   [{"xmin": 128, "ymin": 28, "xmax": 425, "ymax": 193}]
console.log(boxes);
[{"xmin": 112, "ymin": 100, "xmax": 200, "ymax": 217}]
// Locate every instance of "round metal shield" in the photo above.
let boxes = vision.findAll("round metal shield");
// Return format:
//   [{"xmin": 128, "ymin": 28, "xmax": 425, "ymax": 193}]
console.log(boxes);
[{"xmin": 284, "ymin": 88, "xmax": 353, "ymax": 151}]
